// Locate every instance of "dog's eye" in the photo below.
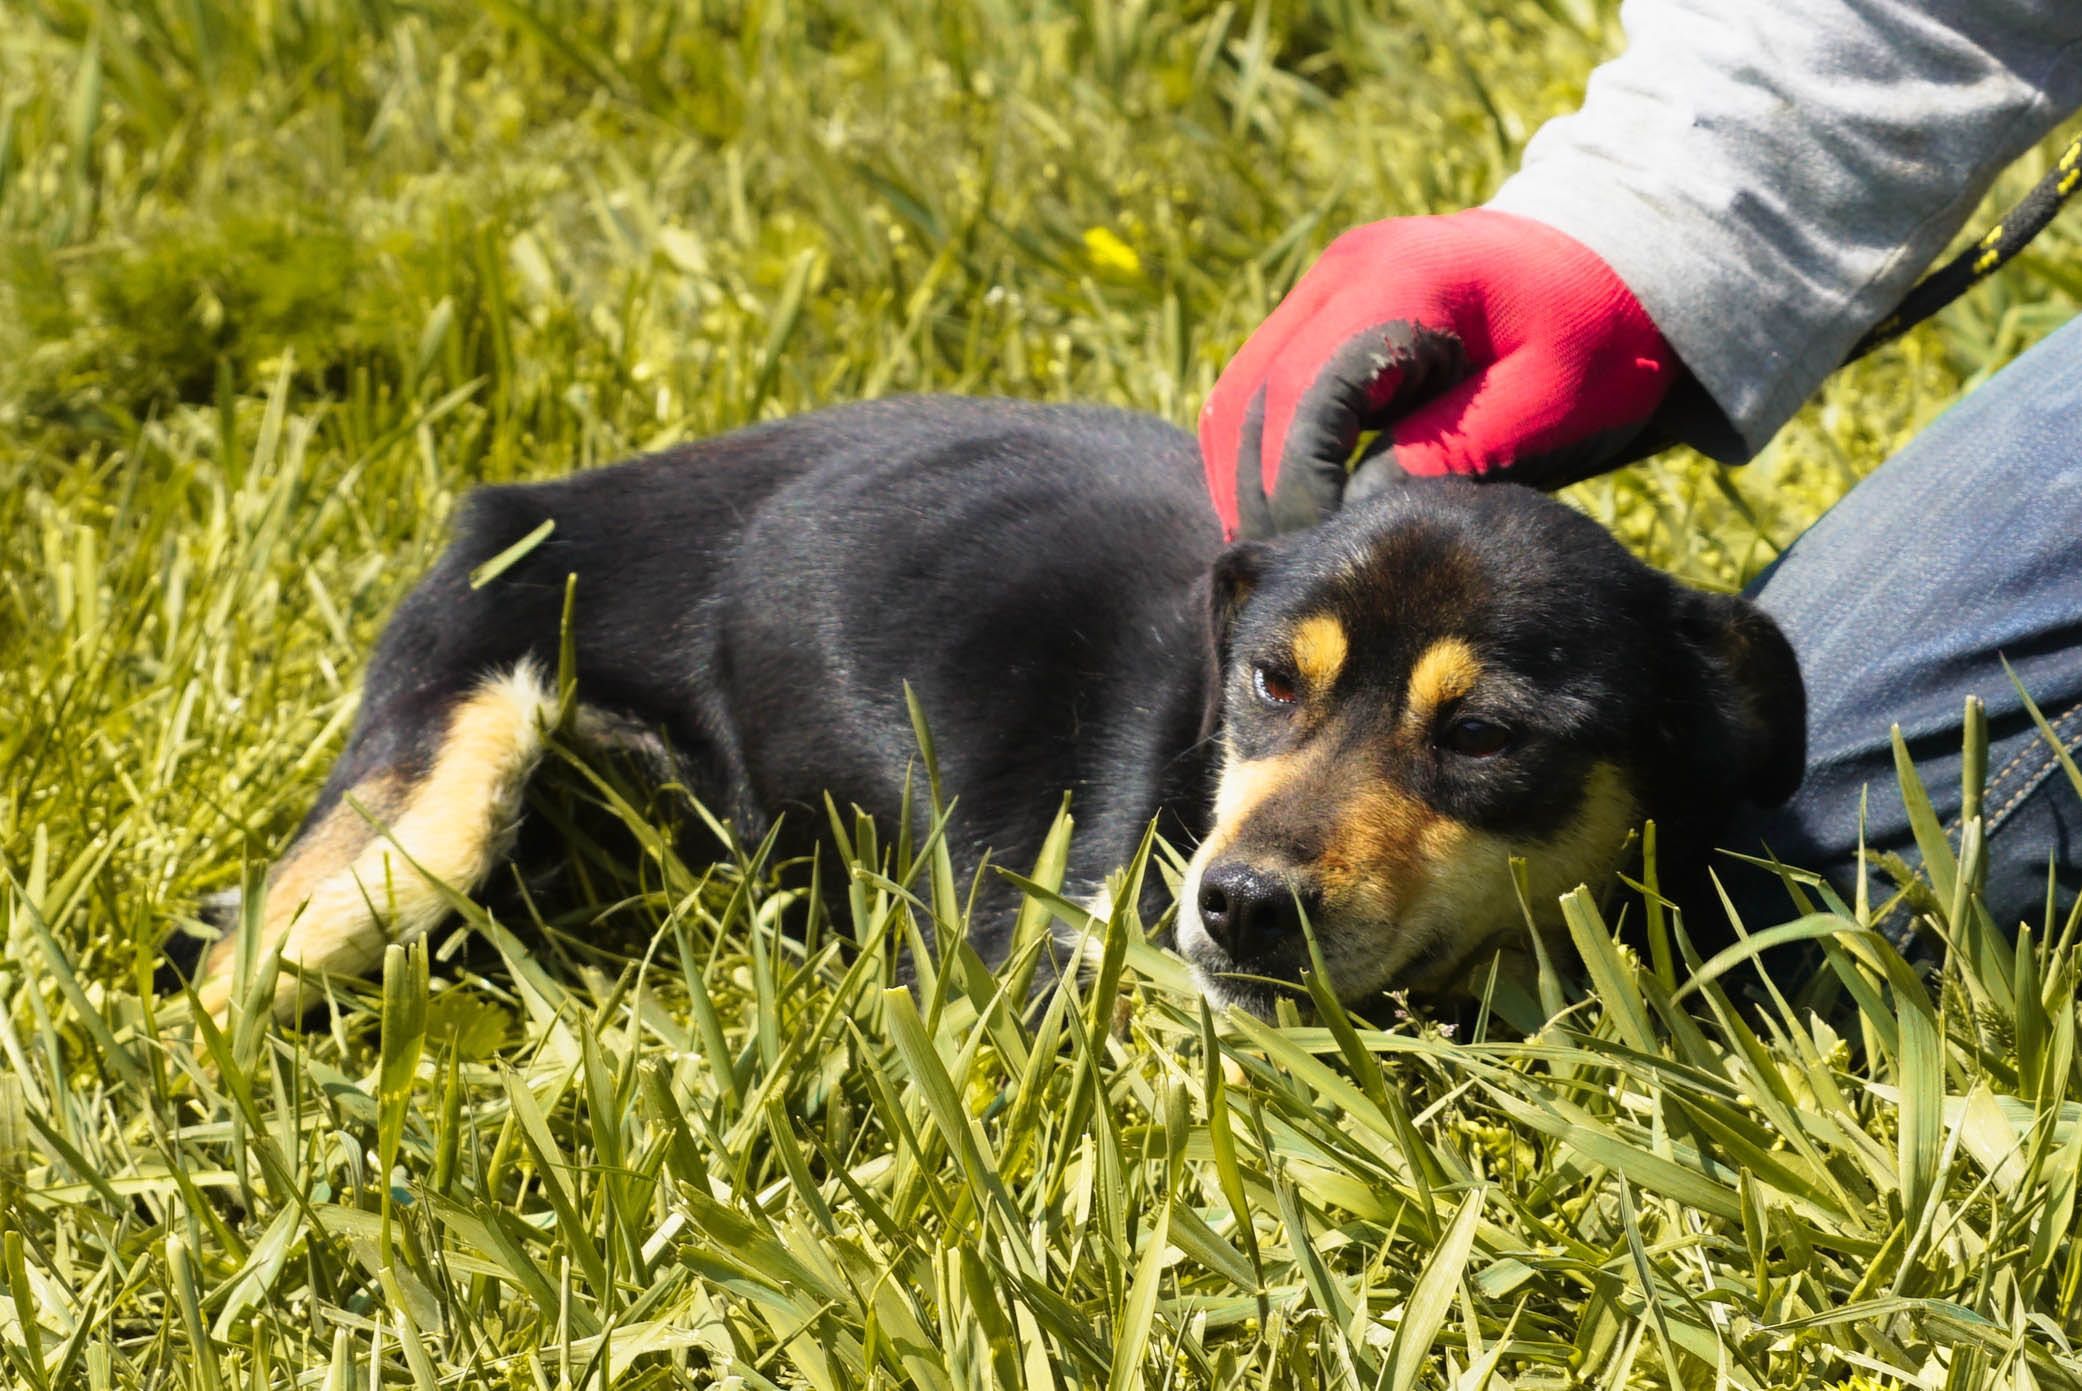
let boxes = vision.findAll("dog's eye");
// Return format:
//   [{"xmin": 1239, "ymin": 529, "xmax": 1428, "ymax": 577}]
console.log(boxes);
[
  {"xmin": 1252, "ymin": 663, "xmax": 1300, "ymax": 707},
  {"xmin": 1440, "ymin": 715, "xmax": 1511, "ymax": 757}
]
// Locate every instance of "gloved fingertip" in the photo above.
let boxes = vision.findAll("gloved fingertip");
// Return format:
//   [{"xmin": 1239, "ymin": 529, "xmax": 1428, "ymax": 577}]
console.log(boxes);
[
  {"xmin": 1236, "ymin": 382, "xmax": 1272, "ymax": 489},
  {"xmin": 1344, "ymin": 453, "xmax": 1413, "ymax": 508},
  {"xmin": 1233, "ymin": 486, "xmax": 1277, "ymax": 541},
  {"xmin": 1267, "ymin": 454, "xmax": 1347, "ymax": 534}
]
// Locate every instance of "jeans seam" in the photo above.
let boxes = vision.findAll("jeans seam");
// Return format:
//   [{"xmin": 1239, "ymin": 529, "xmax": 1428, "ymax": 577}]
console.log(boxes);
[
  {"xmin": 1979, "ymin": 698, "xmax": 2082, "ymax": 838},
  {"xmin": 1983, "ymin": 703, "xmax": 2074, "ymax": 804}
]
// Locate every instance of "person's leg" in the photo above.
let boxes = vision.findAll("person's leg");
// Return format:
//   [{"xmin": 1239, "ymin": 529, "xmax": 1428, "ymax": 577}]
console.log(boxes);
[{"xmin": 1722, "ymin": 315, "xmax": 2082, "ymax": 947}]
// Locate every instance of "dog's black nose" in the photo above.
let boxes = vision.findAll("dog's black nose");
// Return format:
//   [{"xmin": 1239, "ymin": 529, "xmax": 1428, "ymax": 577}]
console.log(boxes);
[{"xmin": 1197, "ymin": 861, "xmax": 1317, "ymax": 961}]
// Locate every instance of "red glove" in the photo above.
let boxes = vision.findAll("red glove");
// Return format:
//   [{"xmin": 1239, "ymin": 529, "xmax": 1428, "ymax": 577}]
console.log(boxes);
[{"xmin": 1199, "ymin": 209, "xmax": 1678, "ymax": 539}]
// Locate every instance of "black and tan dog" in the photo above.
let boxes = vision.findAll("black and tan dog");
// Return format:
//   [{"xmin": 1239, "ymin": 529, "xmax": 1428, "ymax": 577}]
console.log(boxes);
[{"xmin": 177, "ymin": 396, "xmax": 1803, "ymax": 1021}]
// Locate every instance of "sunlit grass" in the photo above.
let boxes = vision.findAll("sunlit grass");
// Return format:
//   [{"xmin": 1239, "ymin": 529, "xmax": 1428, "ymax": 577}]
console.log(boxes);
[{"xmin": 5, "ymin": 1, "xmax": 2082, "ymax": 1386}]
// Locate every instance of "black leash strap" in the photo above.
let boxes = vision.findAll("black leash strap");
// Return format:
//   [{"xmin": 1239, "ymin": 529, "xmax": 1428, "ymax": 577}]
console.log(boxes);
[{"xmin": 1845, "ymin": 132, "xmax": 2082, "ymax": 363}]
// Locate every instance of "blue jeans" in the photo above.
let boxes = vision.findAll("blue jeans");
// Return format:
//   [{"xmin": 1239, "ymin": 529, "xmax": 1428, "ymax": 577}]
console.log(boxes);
[{"xmin": 1725, "ymin": 315, "xmax": 2082, "ymax": 945}]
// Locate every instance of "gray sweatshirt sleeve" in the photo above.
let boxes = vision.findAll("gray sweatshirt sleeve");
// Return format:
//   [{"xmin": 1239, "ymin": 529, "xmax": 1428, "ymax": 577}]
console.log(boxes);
[{"xmin": 1486, "ymin": 1, "xmax": 2082, "ymax": 463}]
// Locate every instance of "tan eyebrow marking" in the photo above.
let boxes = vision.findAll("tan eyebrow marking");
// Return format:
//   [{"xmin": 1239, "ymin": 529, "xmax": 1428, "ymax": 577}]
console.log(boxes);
[
  {"xmin": 1406, "ymin": 637, "xmax": 1482, "ymax": 720},
  {"xmin": 1290, "ymin": 614, "xmax": 1349, "ymax": 690}
]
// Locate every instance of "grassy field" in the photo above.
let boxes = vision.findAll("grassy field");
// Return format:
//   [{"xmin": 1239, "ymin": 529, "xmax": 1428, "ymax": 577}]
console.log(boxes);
[{"xmin": 6, "ymin": 1, "xmax": 2082, "ymax": 1386}]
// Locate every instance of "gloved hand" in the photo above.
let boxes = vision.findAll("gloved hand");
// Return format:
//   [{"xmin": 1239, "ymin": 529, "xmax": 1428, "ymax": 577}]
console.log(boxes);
[{"xmin": 1199, "ymin": 209, "xmax": 1679, "ymax": 539}]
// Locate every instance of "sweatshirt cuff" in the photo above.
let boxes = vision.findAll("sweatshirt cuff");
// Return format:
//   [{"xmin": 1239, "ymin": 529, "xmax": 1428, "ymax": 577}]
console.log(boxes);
[{"xmin": 1486, "ymin": 171, "xmax": 1834, "ymax": 465}]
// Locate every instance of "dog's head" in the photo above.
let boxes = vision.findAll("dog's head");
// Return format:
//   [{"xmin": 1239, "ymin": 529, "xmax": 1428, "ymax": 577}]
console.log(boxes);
[{"xmin": 1179, "ymin": 477, "xmax": 1804, "ymax": 1013}]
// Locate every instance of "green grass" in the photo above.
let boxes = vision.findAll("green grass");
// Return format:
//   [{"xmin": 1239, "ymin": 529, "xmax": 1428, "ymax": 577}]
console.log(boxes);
[{"xmin": 5, "ymin": 1, "xmax": 2082, "ymax": 1386}]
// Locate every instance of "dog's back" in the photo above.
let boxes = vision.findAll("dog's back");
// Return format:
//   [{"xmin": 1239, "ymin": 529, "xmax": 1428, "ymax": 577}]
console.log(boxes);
[{"xmin": 181, "ymin": 398, "xmax": 1223, "ymax": 1017}]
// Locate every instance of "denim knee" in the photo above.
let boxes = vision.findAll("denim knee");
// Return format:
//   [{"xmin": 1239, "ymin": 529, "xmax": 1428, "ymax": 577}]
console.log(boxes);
[{"xmin": 1719, "ymin": 316, "xmax": 2082, "ymax": 939}]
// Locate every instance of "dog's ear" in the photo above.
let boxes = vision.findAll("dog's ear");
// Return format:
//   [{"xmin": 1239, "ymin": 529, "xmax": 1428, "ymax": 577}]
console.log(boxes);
[
  {"xmin": 1200, "ymin": 541, "xmax": 1275, "ymax": 740},
  {"xmin": 1210, "ymin": 540, "xmax": 1274, "ymax": 663},
  {"xmin": 1667, "ymin": 586, "xmax": 1806, "ymax": 807}
]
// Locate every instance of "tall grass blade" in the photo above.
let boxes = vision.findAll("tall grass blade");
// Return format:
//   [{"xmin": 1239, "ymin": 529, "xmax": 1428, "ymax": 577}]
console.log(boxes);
[{"xmin": 1385, "ymin": 1187, "xmax": 1483, "ymax": 1391}]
